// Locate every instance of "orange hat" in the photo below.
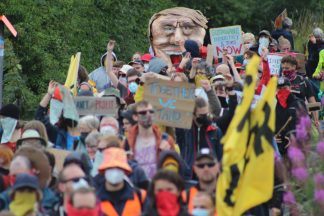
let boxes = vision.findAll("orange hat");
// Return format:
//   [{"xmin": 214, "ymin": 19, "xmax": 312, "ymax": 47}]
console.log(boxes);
[
  {"xmin": 98, "ymin": 147, "xmax": 132, "ymax": 173},
  {"xmin": 0, "ymin": 146, "xmax": 14, "ymax": 169}
]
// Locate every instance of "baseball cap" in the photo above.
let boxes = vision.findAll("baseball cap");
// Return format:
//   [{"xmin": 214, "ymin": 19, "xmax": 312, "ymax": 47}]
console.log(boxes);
[
  {"xmin": 12, "ymin": 173, "xmax": 41, "ymax": 194},
  {"xmin": 195, "ymin": 148, "xmax": 216, "ymax": 161},
  {"xmin": 141, "ymin": 53, "xmax": 152, "ymax": 62},
  {"xmin": 259, "ymin": 30, "xmax": 271, "ymax": 37},
  {"xmin": 128, "ymin": 60, "xmax": 144, "ymax": 66}
]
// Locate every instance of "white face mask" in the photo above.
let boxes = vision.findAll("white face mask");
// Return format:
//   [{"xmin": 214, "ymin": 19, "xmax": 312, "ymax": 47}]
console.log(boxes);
[
  {"xmin": 105, "ymin": 168, "xmax": 125, "ymax": 185},
  {"xmin": 100, "ymin": 126, "xmax": 117, "ymax": 136},
  {"xmin": 144, "ymin": 64, "xmax": 149, "ymax": 72},
  {"xmin": 192, "ymin": 208, "xmax": 210, "ymax": 216},
  {"xmin": 0, "ymin": 117, "xmax": 18, "ymax": 143}
]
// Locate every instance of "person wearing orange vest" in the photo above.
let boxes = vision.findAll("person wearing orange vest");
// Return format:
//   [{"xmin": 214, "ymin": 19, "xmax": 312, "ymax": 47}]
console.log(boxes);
[
  {"xmin": 96, "ymin": 147, "xmax": 146, "ymax": 216},
  {"xmin": 182, "ymin": 148, "xmax": 219, "ymax": 215}
]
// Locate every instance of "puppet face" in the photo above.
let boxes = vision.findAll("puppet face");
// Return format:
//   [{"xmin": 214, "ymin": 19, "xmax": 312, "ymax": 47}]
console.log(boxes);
[{"xmin": 150, "ymin": 14, "xmax": 206, "ymax": 57}]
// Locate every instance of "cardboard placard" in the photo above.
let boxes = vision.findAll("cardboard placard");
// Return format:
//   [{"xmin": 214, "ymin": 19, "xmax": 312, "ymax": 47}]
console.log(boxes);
[
  {"xmin": 306, "ymin": 102, "xmax": 321, "ymax": 112},
  {"xmin": 206, "ymin": 44, "xmax": 214, "ymax": 66},
  {"xmin": 268, "ymin": 53, "xmax": 285, "ymax": 75},
  {"xmin": 47, "ymin": 148, "xmax": 71, "ymax": 172},
  {"xmin": 143, "ymin": 78, "xmax": 196, "ymax": 129},
  {"xmin": 74, "ymin": 96, "xmax": 118, "ymax": 116},
  {"xmin": 210, "ymin": 25, "xmax": 243, "ymax": 58}
]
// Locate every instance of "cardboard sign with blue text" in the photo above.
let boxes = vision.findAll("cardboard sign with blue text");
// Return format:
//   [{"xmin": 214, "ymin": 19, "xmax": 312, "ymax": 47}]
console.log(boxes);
[
  {"xmin": 210, "ymin": 25, "xmax": 243, "ymax": 58},
  {"xmin": 143, "ymin": 78, "xmax": 195, "ymax": 129},
  {"xmin": 74, "ymin": 96, "xmax": 118, "ymax": 116}
]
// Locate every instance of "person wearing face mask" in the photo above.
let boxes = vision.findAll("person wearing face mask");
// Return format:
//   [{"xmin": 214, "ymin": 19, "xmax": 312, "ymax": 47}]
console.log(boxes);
[
  {"xmin": 8, "ymin": 173, "xmax": 46, "ymax": 216},
  {"xmin": 0, "ymin": 104, "xmax": 22, "ymax": 152},
  {"xmin": 97, "ymin": 147, "xmax": 147, "ymax": 216},
  {"xmin": 105, "ymin": 40, "xmax": 140, "ymax": 105},
  {"xmin": 142, "ymin": 170, "xmax": 190, "ymax": 216},
  {"xmin": 125, "ymin": 101, "xmax": 176, "ymax": 179},
  {"xmin": 242, "ymin": 32, "xmax": 256, "ymax": 53},
  {"xmin": 249, "ymin": 30, "xmax": 271, "ymax": 56},
  {"xmin": 75, "ymin": 115, "xmax": 99, "ymax": 153},
  {"xmin": 191, "ymin": 192, "xmax": 215, "ymax": 216},
  {"xmin": 275, "ymin": 77, "xmax": 306, "ymax": 155},
  {"xmin": 280, "ymin": 55, "xmax": 319, "ymax": 127},
  {"xmin": 67, "ymin": 185, "xmax": 101, "ymax": 216},
  {"xmin": 175, "ymin": 97, "xmax": 223, "ymax": 175}
]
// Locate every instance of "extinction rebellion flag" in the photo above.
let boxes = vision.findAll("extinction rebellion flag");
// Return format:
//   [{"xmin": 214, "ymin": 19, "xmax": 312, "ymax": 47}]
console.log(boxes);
[{"xmin": 216, "ymin": 55, "xmax": 277, "ymax": 215}]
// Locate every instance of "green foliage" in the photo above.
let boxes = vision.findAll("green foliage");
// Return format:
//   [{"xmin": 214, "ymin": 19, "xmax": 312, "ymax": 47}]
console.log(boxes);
[
  {"xmin": 0, "ymin": 0, "xmax": 323, "ymax": 118},
  {"xmin": 0, "ymin": 0, "xmax": 174, "ymax": 118}
]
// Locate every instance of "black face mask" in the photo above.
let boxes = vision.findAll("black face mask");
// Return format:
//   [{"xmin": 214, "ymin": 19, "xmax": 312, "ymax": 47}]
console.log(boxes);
[
  {"xmin": 80, "ymin": 132, "xmax": 89, "ymax": 143},
  {"xmin": 196, "ymin": 114, "xmax": 211, "ymax": 126}
]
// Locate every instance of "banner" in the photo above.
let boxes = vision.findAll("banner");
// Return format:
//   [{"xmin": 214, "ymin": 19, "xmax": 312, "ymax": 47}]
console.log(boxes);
[
  {"xmin": 216, "ymin": 55, "xmax": 276, "ymax": 215},
  {"xmin": 210, "ymin": 25, "xmax": 243, "ymax": 58},
  {"xmin": 74, "ymin": 96, "xmax": 118, "ymax": 116},
  {"xmin": 143, "ymin": 78, "xmax": 195, "ymax": 129},
  {"xmin": 268, "ymin": 53, "xmax": 285, "ymax": 75},
  {"xmin": 65, "ymin": 52, "xmax": 81, "ymax": 96}
]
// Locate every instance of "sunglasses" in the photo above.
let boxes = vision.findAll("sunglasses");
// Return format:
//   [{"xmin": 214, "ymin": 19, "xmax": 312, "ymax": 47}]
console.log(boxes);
[
  {"xmin": 119, "ymin": 74, "xmax": 127, "ymax": 78},
  {"xmin": 195, "ymin": 162, "xmax": 216, "ymax": 169},
  {"xmin": 136, "ymin": 110, "xmax": 155, "ymax": 115}
]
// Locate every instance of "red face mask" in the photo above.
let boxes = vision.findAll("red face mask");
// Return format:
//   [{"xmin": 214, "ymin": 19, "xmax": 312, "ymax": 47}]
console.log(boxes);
[
  {"xmin": 277, "ymin": 88, "xmax": 291, "ymax": 108},
  {"xmin": 156, "ymin": 191, "xmax": 180, "ymax": 216},
  {"xmin": 66, "ymin": 202, "xmax": 100, "ymax": 216},
  {"xmin": 282, "ymin": 70, "xmax": 296, "ymax": 81}
]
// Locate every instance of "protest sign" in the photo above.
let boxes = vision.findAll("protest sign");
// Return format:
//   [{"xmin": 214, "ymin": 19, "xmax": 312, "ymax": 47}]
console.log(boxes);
[
  {"xmin": 294, "ymin": 53, "xmax": 306, "ymax": 74},
  {"xmin": 47, "ymin": 148, "xmax": 71, "ymax": 172},
  {"xmin": 210, "ymin": 25, "xmax": 243, "ymax": 58},
  {"xmin": 74, "ymin": 96, "xmax": 118, "ymax": 116},
  {"xmin": 143, "ymin": 78, "xmax": 196, "ymax": 129},
  {"xmin": 206, "ymin": 44, "xmax": 214, "ymax": 66},
  {"xmin": 268, "ymin": 53, "xmax": 285, "ymax": 75}
]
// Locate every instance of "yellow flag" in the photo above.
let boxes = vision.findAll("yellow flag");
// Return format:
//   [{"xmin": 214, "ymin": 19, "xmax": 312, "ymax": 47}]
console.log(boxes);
[
  {"xmin": 216, "ymin": 55, "xmax": 276, "ymax": 215},
  {"xmin": 64, "ymin": 52, "xmax": 81, "ymax": 96}
]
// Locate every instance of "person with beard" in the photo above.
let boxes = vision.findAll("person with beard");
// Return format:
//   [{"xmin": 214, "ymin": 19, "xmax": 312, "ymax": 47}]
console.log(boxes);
[
  {"xmin": 97, "ymin": 147, "xmax": 146, "ymax": 216},
  {"xmin": 182, "ymin": 148, "xmax": 219, "ymax": 214},
  {"xmin": 306, "ymin": 28, "xmax": 324, "ymax": 79},
  {"xmin": 125, "ymin": 101, "xmax": 176, "ymax": 179},
  {"xmin": 176, "ymin": 97, "xmax": 223, "ymax": 175},
  {"xmin": 281, "ymin": 55, "xmax": 319, "ymax": 127},
  {"xmin": 275, "ymin": 77, "xmax": 306, "ymax": 155}
]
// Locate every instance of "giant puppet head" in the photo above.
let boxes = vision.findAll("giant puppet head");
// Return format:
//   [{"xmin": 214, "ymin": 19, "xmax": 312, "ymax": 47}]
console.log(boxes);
[{"xmin": 148, "ymin": 7, "xmax": 208, "ymax": 63}]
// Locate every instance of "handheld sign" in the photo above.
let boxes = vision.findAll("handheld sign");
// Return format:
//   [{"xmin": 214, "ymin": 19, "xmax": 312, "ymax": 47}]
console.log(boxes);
[
  {"xmin": 268, "ymin": 53, "xmax": 285, "ymax": 75},
  {"xmin": 74, "ymin": 96, "xmax": 118, "ymax": 116},
  {"xmin": 143, "ymin": 78, "xmax": 195, "ymax": 129},
  {"xmin": 210, "ymin": 25, "xmax": 243, "ymax": 58},
  {"xmin": 47, "ymin": 149, "xmax": 71, "ymax": 172}
]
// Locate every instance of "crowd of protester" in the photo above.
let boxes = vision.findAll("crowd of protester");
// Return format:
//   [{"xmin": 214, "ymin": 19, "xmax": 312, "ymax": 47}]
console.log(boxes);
[{"xmin": 0, "ymin": 13, "xmax": 323, "ymax": 216}]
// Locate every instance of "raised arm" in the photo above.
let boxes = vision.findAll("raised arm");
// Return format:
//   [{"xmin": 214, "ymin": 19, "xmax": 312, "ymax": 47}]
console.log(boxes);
[{"xmin": 105, "ymin": 40, "xmax": 119, "ymax": 88}]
